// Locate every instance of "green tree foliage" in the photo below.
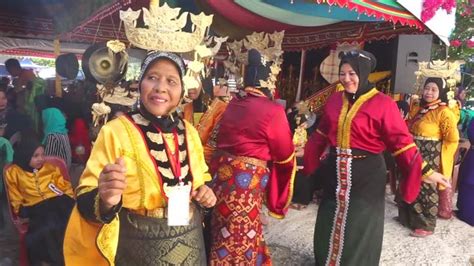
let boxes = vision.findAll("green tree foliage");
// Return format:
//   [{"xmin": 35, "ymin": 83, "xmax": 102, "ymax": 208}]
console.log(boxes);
[
  {"xmin": 448, "ymin": 0, "xmax": 473, "ymax": 66},
  {"xmin": 31, "ymin": 58, "xmax": 55, "ymax": 68}
]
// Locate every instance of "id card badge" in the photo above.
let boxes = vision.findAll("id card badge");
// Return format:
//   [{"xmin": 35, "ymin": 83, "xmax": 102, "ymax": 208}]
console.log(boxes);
[
  {"xmin": 164, "ymin": 182, "xmax": 192, "ymax": 226},
  {"xmin": 48, "ymin": 183, "xmax": 64, "ymax": 196}
]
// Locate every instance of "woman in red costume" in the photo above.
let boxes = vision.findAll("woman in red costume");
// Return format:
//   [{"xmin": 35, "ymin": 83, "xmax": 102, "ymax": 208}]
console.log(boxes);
[
  {"xmin": 209, "ymin": 49, "xmax": 296, "ymax": 265},
  {"xmin": 303, "ymin": 50, "xmax": 450, "ymax": 265}
]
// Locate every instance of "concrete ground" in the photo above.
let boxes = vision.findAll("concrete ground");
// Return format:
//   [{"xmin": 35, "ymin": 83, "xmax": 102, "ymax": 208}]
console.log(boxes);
[
  {"xmin": 265, "ymin": 193, "xmax": 474, "ymax": 265},
  {"xmin": 1, "ymin": 189, "xmax": 473, "ymax": 265}
]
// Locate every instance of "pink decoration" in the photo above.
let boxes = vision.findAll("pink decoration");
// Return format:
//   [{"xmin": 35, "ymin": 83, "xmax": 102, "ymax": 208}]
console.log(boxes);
[
  {"xmin": 421, "ymin": 0, "xmax": 456, "ymax": 22},
  {"xmin": 441, "ymin": 0, "xmax": 456, "ymax": 14},
  {"xmin": 467, "ymin": 39, "xmax": 474, "ymax": 49},
  {"xmin": 450, "ymin": 39, "xmax": 462, "ymax": 47}
]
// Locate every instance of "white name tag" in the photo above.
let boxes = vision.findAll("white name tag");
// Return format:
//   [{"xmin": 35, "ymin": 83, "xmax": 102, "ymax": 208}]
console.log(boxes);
[
  {"xmin": 164, "ymin": 182, "xmax": 191, "ymax": 226},
  {"xmin": 48, "ymin": 183, "xmax": 64, "ymax": 196}
]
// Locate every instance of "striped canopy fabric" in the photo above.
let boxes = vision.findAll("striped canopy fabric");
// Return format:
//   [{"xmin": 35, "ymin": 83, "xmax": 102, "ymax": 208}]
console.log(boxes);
[
  {"xmin": 0, "ymin": 0, "xmax": 426, "ymax": 55},
  {"xmin": 313, "ymin": 0, "xmax": 424, "ymax": 28}
]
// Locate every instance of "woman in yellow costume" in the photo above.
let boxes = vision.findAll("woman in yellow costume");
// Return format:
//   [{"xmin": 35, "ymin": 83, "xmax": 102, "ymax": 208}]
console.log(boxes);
[
  {"xmin": 5, "ymin": 134, "xmax": 74, "ymax": 265},
  {"xmin": 196, "ymin": 78, "xmax": 231, "ymax": 165},
  {"xmin": 63, "ymin": 52, "xmax": 216, "ymax": 265},
  {"xmin": 398, "ymin": 77, "xmax": 459, "ymax": 237}
]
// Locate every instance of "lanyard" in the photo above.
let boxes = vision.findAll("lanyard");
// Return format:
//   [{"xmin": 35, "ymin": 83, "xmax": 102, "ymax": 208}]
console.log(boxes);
[{"xmin": 155, "ymin": 127, "xmax": 182, "ymax": 183}]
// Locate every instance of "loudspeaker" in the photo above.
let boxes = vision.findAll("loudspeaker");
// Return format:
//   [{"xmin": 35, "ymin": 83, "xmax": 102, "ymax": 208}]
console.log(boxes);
[{"xmin": 391, "ymin": 34, "xmax": 433, "ymax": 94}]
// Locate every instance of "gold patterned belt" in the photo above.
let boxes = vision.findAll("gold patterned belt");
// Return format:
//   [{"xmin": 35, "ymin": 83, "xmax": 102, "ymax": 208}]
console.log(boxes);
[
  {"xmin": 413, "ymin": 136, "xmax": 440, "ymax": 141},
  {"xmin": 329, "ymin": 147, "xmax": 369, "ymax": 159},
  {"xmin": 129, "ymin": 206, "xmax": 194, "ymax": 219},
  {"xmin": 233, "ymin": 155, "xmax": 267, "ymax": 168},
  {"xmin": 336, "ymin": 153, "xmax": 367, "ymax": 159},
  {"xmin": 218, "ymin": 150, "xmax": 267, "ymax": 168}
]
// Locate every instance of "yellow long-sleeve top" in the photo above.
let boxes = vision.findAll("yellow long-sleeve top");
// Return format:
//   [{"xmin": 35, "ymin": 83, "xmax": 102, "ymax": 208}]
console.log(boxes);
[
  {"xmin": 64, "ymin": 114, "xmax": 211, "ymax": 266},
  {"xmin": 4, "ymin": 162, "xmax": 74, "ymax": 215},
  {"xmin": 409, "ymin": 104, "xmax": 459, "ymax": 183}
]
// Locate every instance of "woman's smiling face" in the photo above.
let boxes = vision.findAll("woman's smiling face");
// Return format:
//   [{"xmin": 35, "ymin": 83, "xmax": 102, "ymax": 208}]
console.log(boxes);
[
  {"xmin": 422, "ymin": 82, "xmax": 440, "ymax": 103},
  {"xmin": 140, "ymin": 59, "xmax": 182, "ymax": 116},
  {"xmin": 339, "ymin": 63, "xmax": 359, "ymax": 94}
]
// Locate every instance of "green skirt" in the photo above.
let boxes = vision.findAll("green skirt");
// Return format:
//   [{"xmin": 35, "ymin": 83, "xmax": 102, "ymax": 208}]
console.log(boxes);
[{"xmin": 314, "ymin": 149, "xmax": 386, "ymax": 266}]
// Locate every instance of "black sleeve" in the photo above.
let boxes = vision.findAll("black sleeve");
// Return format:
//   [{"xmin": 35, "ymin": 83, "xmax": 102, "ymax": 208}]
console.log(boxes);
[{"xmin": 77, "ymin": 188, "xmax": 122, "ymax": 224}]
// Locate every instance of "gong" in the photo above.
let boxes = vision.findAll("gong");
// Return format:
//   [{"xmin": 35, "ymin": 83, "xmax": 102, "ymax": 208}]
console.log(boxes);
[{"xmin": 82, "ymin": 43, "xmax": 128, "ymax": 84}]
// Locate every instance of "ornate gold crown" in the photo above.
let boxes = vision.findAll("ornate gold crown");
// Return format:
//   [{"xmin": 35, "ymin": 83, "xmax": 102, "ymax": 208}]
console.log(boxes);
[
  {"xmin": 227, "ymin": 31, "xmax": 284, "ymax": 65},
  {"xmin": 415, "ymin": 59, "xmax": 461, "ymax": 106},
  {"xmin": 119, "ymin": 0, "xmax": 213, "ymax": 52},
  {"xmin": 415, "ymin": 60, "xmax": 461, "ymax": 92},
  {"xmin": 120, "ymin": 0, "xmax": 228, "ymax": 98},
  {"xmin": 225, "ymin": 31, "xmax": 285, "ymax": 91}
]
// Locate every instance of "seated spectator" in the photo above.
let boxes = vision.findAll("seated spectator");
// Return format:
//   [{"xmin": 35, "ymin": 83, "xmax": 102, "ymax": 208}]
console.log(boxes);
[{"xmin": 4, "ymin": 134, "xmax": 74, "ymax": 265}]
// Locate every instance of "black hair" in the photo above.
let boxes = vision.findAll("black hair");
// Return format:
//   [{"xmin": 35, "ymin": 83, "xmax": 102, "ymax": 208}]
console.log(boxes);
[{"xmin": 5, "ymin": 58, "xmax": 21, "ymax": 69}]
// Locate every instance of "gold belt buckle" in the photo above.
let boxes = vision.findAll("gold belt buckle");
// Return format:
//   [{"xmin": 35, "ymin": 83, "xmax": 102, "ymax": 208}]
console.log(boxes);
[
  {"xmin": 144, "ymin": 205, "xmax": 195, "ymax": 221},
  {"xmin": 145, "ymin": 208, "xmax": 166, "ymax": 218}
]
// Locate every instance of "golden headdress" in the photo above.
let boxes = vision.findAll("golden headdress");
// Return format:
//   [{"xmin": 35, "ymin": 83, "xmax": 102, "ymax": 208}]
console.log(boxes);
[
  {"xmin": 119, "ymin": 0, "xmax": 219, "ymax": 96},
  {"xmin": 414, "ymin": 59, "xmax": 461, "ymax": 106},
  {"xmin": 225, "ymin": 31, "xmax": 285, "ymax": 91},
  {"xmin": 119, "ymin": 1, "xmax": 213, "ymax": 53}
]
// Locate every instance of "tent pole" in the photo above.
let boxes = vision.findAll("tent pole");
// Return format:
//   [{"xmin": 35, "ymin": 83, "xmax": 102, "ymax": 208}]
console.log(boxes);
[
  {"xmin": 296, "ymin": 49, "xmax": 306, "ymax": 102},
  {"xmin": 54, "ymin": 38, "xmax": 62, "ymax": 97}
]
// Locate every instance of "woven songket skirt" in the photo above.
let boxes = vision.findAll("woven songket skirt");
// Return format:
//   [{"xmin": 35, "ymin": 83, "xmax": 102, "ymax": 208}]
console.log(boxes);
[
  {"xmin": 115, "ymin": 205, "xmax": 206, "ymax": 266},
  {"xmin": 209, "ymin": 152, "xmax": 272, "ymax": 265}
]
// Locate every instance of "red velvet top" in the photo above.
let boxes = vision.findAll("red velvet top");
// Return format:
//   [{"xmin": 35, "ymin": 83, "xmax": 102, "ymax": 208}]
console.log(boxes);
[
  {"xmin": 304, "ymin": 89, "xmax": 423, "ymax": 203},
  {"xmin": 218, "ymin": 95, "xmax": 294, "ymax": 161},
  {"xmin": 217, "ymin": 93, "xmax": 296, "ymax": 217}
]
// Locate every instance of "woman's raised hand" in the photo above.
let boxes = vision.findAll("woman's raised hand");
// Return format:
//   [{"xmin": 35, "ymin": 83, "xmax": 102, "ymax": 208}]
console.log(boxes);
[{"xmin": 98, "ymin": 157, "xmax": 127, "ymax": 211}]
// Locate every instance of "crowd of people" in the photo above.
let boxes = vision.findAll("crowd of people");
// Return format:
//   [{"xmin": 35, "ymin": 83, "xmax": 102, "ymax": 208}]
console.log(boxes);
[{"xmin": 0, "ymin": 47, "xmax": 472, "ymax": 266}]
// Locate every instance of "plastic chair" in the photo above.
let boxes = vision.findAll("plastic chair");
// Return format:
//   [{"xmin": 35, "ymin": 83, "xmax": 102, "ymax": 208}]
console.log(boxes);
[
  {"xmin": 44, "ymin": 156, "xmax": 71, "ymax": 182},
  {"xmin": 3, "ymin": 163, "xmax": 28, "ymax": 266},
  {"xmin": 3, "ymin": 156, "xmax": 70, "ymax": 266}
]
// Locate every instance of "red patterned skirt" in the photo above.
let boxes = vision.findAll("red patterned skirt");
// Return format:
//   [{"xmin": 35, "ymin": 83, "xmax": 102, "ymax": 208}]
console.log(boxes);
[{"xmin": 209, "ymin": 152, "xmax": 272, "ymax": 266}]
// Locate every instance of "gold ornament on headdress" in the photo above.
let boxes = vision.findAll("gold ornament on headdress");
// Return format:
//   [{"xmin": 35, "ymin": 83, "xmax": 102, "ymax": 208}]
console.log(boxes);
[
  {"xmin": 99, "ymin": 84, "xmax": 139, "ymax": 107},
  {"xmin": 415, "ymin": 60, "xmax": 461, "ymax": 91},
  {"xmin": 228, "ymin": 31, "xmax": 284, "ymax": 65},
  {"xmin": 106, "ymin": 40, "xmax": 126, "ymax": 54},
  {"xmin": 225, "ymin": 31, "xmax": 285, "ymax": 91},
  {"xmin": 205, "ymin": 36, "xmax": 229, "ymax": 56},
  {"xmin": 119, "ymin": 0, "xmax": 213, "ymax": 53},
  {"xmin": 91, "ymin": 102, "xmax": 111, "ymax": 127},
  {"xmin": 182, "ymin": 35, "xmax": 228, "ymax": 96},
  {"xmin": 120, "ymin": 0, "xmax": 227, "ymax": 99}
]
